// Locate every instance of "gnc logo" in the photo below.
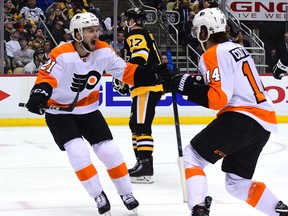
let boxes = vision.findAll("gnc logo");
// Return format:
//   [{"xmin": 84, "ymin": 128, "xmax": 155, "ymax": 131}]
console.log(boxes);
[
  {"xmin": 228, "ymin": 0, "xmax": 287, "ymax": 21},
  {"xmin": 230, "ymin": 1, "xmax": 288, "ymax": 13}
]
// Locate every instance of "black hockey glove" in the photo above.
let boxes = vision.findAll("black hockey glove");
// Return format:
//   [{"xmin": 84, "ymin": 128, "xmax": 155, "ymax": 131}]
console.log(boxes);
[
  {"xmin": 134, "ymin": 63, "xmax": 169, "ymax": 86},
  {"xmin": 112, "ymin": 77, "xmax": 130, "ymax": 96},
  {"xmin": 159, "ymin": 71, "xmax": 204, "ymax": 95},
  {"xmin": 26, "ymin": 82, "xmax": 52, "ymax": 115},
  {"xmin": 272, "ymin": 59, "xmax": 288, "ymax": 80}
]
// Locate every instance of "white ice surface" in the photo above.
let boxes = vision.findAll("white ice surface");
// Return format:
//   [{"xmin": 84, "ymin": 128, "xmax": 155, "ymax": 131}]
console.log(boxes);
[{"xmin": 0, "ymin": 124, "xmax": 287, "ymax": 216}]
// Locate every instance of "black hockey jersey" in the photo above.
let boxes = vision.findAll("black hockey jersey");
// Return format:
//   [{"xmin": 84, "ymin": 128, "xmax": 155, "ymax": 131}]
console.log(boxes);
[{"xmin": 124, "ymin": 27, "xmax": 163, "ymax": 97}]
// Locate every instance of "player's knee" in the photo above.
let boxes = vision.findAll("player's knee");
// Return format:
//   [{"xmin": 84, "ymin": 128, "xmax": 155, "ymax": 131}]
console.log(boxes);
[
  {"xmin": 225, "ymin": 173, "xmax": 252, "ymax": 200},
  {"xmin": 183, "ymin": 144, "xmax": 209, "ymax": 169},
  {"xmin": 64, "ymin": 137, "xmax": 91, "ymax": 170},
  {"xmin": 93, "ymin": 140, "xmax": 124, "ymax": 168}
]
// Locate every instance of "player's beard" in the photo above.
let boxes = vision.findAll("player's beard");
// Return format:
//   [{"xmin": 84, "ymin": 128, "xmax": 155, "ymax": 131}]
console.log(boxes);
[{"xmin": 82, "ymin": 38, "xmax": 98, "ymax": 52}]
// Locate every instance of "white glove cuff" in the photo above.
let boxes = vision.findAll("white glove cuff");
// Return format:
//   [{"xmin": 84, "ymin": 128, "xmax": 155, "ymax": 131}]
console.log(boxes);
[
  {"xmin": 178, "ymin": 74, "xmax": 190, "ymax": 92},
  {"xmin": 277, "ymin": 60, "xmax": 288, "ymax": 73}
]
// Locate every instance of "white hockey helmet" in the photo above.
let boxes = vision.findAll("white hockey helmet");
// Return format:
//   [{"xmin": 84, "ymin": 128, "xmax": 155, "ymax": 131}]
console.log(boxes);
[
  {"xmin": 192, "ymin": 8, "xmax": 226, "ymax": 44},
  {"xmin": 70, "ymin": 12, "xmax": 99, "ymax": 42}
]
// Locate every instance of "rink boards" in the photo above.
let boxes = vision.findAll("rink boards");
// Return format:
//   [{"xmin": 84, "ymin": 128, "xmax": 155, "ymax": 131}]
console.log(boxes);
[{"xmin": 0, "ymin": 75, "xmax": 288, "ymax": 126}]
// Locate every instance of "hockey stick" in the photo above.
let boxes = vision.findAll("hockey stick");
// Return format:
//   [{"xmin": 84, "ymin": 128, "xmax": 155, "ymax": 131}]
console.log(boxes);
[
  {"xmin": 19, "ymin": 79, "xmax": 81, "ymax": 112},
  {"xmin": 162, "ymin": 11, "xmax": 188, "ymax": 203}
]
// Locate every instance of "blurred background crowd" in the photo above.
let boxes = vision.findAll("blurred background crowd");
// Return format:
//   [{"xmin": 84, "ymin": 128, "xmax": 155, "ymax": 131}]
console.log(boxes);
[{"xmin": 3, "ymin": 0, "xmax": 288, "ymax": 75}]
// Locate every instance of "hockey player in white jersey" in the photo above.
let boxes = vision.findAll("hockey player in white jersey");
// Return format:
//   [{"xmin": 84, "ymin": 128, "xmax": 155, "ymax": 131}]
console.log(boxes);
[
  {"xmin": 24, "ymin": 12, "xmax": 166, "ymax": 216},
  {"xmin": 155, "ymin": 7, "xmax": 288, "ymax": 216}
]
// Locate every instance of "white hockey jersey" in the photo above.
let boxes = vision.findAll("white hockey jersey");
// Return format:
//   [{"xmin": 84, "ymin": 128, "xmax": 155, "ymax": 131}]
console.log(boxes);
[
  {"xmin": 198, "ymin": 42, "xmax": 277, "ymax": 133},
  {"xmin": 35, "ymin": 41, "xmax": 138, "ymax": 115}
]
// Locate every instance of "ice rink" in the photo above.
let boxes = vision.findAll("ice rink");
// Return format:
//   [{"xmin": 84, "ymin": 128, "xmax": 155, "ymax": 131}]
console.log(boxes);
[{"xmin": 1, "ymin": 124, "xmax": 288, "ymax": 216}]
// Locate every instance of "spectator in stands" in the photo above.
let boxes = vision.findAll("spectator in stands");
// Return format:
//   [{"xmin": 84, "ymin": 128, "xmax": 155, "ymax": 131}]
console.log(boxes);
[
  {"xmin": 36, "ymin": 0, "xmax": 54, "ymax": 12},
  {"xmin": 266, "ymin": 47, "xmax": 278, "ymax": 73},
  {"xmin": 226, "ymin": 21, "xmax": 236, "ymax": 42},
  {"xmin": 28, "ymin": 27, "xmax": 46, "ymax": 50},
  {"xmin": 42, "ymin": 40, "xmax": 52, "ymax": 62},
  {"xmin": 60, "ymin": 0, "xmax": 72, "ymax": 17},
  {"xmin": 276, "ymin": 32, "xmax": 288, "ymax": 60},
  {"xmin": 24, "ymin": 49, "xmax": 45, "ymax": 74},
  {"xmin": 183, "ymin": 11, "xmax": 196, "ymax": 45},
  {"xmin": 6, "ymin": 29, "xmax": 21, "ymax": 70},
  {"xmin": 191, "ymin": 0, "xmax": 218, "ymax": 13},
  {"xmin": 13, "ymin": 0, "xmax": 26, "ymax": 11},
  {"xmin": 4, "ymin": 19, "xmax": 16, "ymax": 42},
  {"xmin": 163, "ymin": 0, "xmax": 175, "ymax": 11},
  {"xmin": 4, "ymin": 0, "xmax": 18, "ymax": 20},
  {"xmin": 20, "ymin": 0, "xmax": 46, "ymax": 26},
  {"xmin": 47, "ymin": 8, "xmax": 69, "ymax": 30},
  {"xmin": 184, "ymin": 10, "xmax": 202, "ymax": 64},
  {"xmin": 175, "ymin": 0, "xmax": 192, "ymax": 45},
  {"xmin": 103, "ymin": 16, "xmax": 113, "ymax": 32},
  {"xmin": 49, "ymin": 21, "xmax": 65, "ymax": 45},
  {"xmin": 45, "ymin": 0, "xmax": 69, "ymax": 18},
  {"xmin": 24, "ymin": 24, "xmax": 37, "ymax": 41},
  {"xmin": 14, "ymin": 14, "xmax": 30, "ymax": 35},
  {"xmin": 4, "ymin": 41, "xmax": 12, "ymax": 74},
  {"xmin": 101, "ymin": 15, "xmax": 123, "ymax": 43},
  {"xmin": 88, "ymin": 0, "xmax": 101, "ymax": 20},
  {"xmin": 13, "ymin": 35, "xmax": 34, "ymax": 69},
  {"xmin": 235, "ymin": 30, "xmax": 250, "ymax": 47},
  {"xmin": 206, "ymin": 0, "xmax": 219, "ymax": 8},
  {"xmin": 60, "ymin": 29, "xmax": 72, "ymax": 43},
  {"xmin": 68, "ymin": 2, "xmax": 87, "ymax": 20},
  {"xmin": 110, "ymin": 31, "xmax": 125, "ymax": 58}
]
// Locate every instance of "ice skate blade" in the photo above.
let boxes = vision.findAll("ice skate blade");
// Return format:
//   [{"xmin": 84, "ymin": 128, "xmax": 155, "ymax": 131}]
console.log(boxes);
[
  {"xmin": 130, "ymin": 176, "xmax": 154, "ymax": 184},
  {"xmin": 132, "ymin": 207, "xmax": 138, "ymax": 215},
  {"xmin": 102, "ymin": 210, "xmax": 112, "ymax": 216}
]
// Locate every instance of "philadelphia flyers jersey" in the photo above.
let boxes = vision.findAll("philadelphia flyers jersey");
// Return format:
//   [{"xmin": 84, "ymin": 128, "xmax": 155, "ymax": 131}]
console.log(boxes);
[
  {"xmin": 124, "ymin": 28, "xmax": 163, "ymax": 97},
  {"xmin": 193, "ymin": 42, "xmax": 277, "ymax": 133},
  {"xmin": 35, "ymin": 41, "xmax": 138, "ymax": 115}
]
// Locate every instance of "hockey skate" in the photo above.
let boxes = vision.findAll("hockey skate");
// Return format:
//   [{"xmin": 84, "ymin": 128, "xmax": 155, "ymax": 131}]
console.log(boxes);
[
  {"xmin": 275, "ymin": 201, "xmax": 288, "ymax": 216},
  {"xmin": 120, "ymin": 193, "xmax": 139, "ymax": 215},
  {"xmin": 94, "ymin": 191, "xmax": 111, "ymax": 216},
  {"xmin": 128, "ymin": 158, "xmax": 140, "ymax": 173},
  {"xmin": 129, "ymin": 157, "xmax": 154, "ymax": 184},
  {"xmin": 191, "ymin": 196, "xmax": 212, "ymax": 216}
]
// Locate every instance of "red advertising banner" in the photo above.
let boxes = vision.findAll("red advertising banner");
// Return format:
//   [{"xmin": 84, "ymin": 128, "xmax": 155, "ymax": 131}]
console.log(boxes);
[{"xmin": 227, "ymin": 0, "xmax": 288, "ymax": 21}]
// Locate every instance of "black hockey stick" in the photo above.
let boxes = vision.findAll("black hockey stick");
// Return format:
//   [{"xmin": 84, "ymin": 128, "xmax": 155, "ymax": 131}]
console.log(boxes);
[
  {"xmin": 19, "ymin": 79, "xmax": 81, "ymax": 112},
  {"xmin": 162, "ymin": 11, "xmax": 188, "ymax": 202}
]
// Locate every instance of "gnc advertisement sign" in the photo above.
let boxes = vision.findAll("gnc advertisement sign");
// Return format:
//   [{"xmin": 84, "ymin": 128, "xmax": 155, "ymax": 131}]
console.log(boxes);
[{"xmin": 227, "ymin": 0, "xmax": 288, "ymax": 21}]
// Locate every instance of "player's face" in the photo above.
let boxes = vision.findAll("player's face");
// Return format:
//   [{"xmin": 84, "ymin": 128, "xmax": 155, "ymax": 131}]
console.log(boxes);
[{"xmin": 82, "ymin": 26, "xmax": 99, "ymax": 52}]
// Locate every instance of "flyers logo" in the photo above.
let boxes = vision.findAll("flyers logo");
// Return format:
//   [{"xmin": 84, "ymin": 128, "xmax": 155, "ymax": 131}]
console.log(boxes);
[{"xmin": 71, "ymin": 70, "xmax": 101, "ymax": 92}]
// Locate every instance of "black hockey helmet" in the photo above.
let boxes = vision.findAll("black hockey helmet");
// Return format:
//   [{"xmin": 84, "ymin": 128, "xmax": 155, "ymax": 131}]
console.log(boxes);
[{"xmin": 124, "ymin": 7, "xmax": 146, "ymax": 25}]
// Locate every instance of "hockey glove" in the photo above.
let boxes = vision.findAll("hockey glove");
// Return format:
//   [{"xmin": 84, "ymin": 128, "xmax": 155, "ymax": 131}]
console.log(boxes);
[
  {"xmin": 134, "ymin": 63, "xmax": 169, "ymax": 86},
  {"xmin": 272, "ymin": 59, "xmax": 288, "ymax": 80},
  {"xmin": 159, "ymin": 72, "xmax": 204, "ymax": 95},
  {"xmin": 112, "ymin": 77, "xmax": 130, "ymax": 96},
  {"xmin": 26, "ymin": 82, "xmax": 52, "ymax": 115}
]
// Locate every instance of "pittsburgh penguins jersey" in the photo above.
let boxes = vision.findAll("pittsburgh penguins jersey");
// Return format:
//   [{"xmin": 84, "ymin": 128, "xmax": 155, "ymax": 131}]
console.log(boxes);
[
  {"xmin": 190, "ymin": 41, "xmax": 277, "ymax": 133},
  {"xmin": 124, "ymin": 27, "xmax": 163, "ymax": 97},
  {"xmin": 35, "ymin": 41, "xmax": 138, "ymax": 115}
]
